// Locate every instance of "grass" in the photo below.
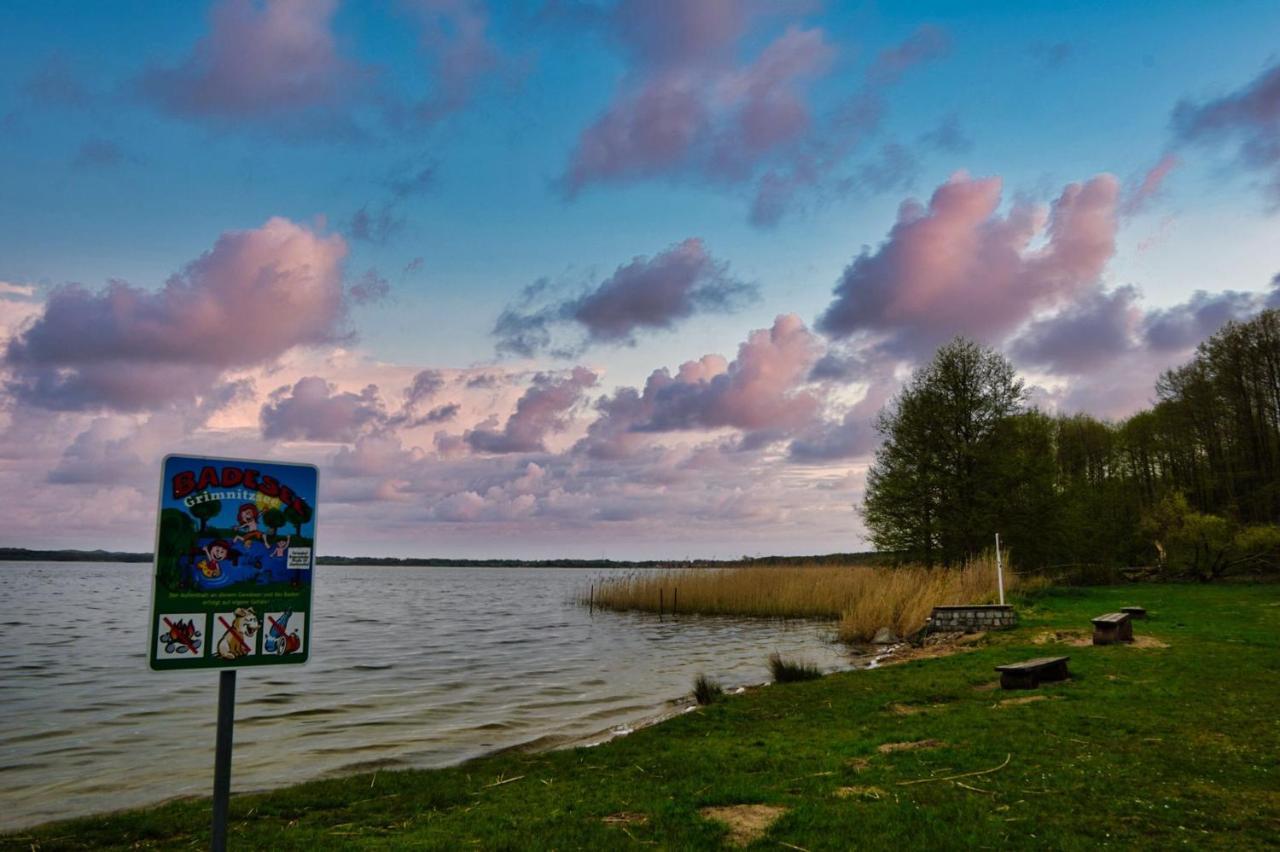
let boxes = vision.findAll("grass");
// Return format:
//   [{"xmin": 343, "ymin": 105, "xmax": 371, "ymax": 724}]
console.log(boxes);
[
  {"xmin": 692, "ymin": 674, "xmax": 724, "ymax": 705},
  {"xmin": 767, "ymin": 653, "xmax": 822, "ymax": 683},
  {"xmin": 587, "ymin": 555, "xmax": 1035, "ymax": 641},
  {"xmin": 5, "ymin": 583, "xmax": 1278, "ymax": 850}
]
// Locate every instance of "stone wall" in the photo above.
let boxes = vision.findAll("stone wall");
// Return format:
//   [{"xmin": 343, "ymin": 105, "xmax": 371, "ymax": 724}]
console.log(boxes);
[{"xmin": 927, "ymin": 604, "xmax": 1016, "ymax": 633}]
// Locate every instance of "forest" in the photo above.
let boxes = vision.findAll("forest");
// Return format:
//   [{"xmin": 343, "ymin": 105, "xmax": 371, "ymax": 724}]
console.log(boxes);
[{"xmin": 863, "ymin": 310, "xmax": 1280, "ymax": 579}]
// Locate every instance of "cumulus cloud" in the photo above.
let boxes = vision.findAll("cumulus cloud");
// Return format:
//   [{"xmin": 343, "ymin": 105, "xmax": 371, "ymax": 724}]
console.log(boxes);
[
  {"xmin": 578, "ymin": 315, "xmax": 822, "ymax": 458},
  {"xmin": 1142, "ymin": 289, "xmax": 1264, "ymax": 352},
  {"xmin": 494, "ymin": 238, "xmax": 756, "ymax": 356},
  {"xmin": 557, "ymin": 3, "xmax": 869, "ymax": 209},
  {"xmin": 4, "ymin": 217, "xmax": 348, "ymax": 411},
  {"xmin": 138, "ymin": 0, "xmax": 368, "ymax": 135},
  {"xmin": 1172, "ymin": 60, "xmax": 1280, "ymax": 202},
  {"xmin": 465, "ymin": 367, "xmax": 598, "ymax": 453},
  {"xmin": 816, "ymin": 172, "xmax": 1120, "ymax": 358},
  {"xmin": 260, "ymin": 376, "xmax": 387, "ymax": 441},
  {"xmin": 1010, "ymin": 285, "xmax": 1143, "ymax": 374}
]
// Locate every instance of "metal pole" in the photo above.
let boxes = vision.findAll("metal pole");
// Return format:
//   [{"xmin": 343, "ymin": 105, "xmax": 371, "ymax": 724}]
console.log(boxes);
[
  {"xmin": 212, "ymin": 669, "xmax": 236, "ymax": 852},
  {"xmin": 995, "ymin": 533, "xmax": 1005, "ymax": 606}
]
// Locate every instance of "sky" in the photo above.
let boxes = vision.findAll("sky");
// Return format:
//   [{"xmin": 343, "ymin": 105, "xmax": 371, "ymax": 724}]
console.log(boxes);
[{"xmin": 2, "ymin": 0, "xmax": 1279, "ymax": 559}]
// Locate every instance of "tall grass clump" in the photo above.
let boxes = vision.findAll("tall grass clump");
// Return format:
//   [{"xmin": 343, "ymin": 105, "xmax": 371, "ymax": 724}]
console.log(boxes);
[
  {"xmin": 584, "ymin": 553, "xmax": 1024, "ymax": 643},
  {"xmin": 768, "ymin": 653, "xmax": 822, "ymax": 683},
  {"xmin": 692, "ymin": 674, "xmax": 724, "ymax": 705}
]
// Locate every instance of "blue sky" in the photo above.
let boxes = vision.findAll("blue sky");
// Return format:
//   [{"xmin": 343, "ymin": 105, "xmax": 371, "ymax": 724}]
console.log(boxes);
[{"xmin": 1, "ymin": 1, "xmax": 1278, "ymax": 557}]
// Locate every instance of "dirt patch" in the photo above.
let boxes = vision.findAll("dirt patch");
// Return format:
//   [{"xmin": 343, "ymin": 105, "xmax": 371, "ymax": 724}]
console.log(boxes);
[
  {"xmin": 845, "ymin": 757, "xmax": 871, "ymax": 772},
  {"xmin": 971, "ymin": 680, "xmax": 1000, "ymax": 692},
  {"xmin": 1132, "ymin": 635, "xmax": 1169, "ymax": 649},
  {"xmin": 835, "ymin": 785, "xmax": 887, "ymax": 800},
  {"xmin": 880, "ymin": 643, "xmax": 980, "ymax": 666},
  {"xmin": 877, "ymin": 739, "xmax": 944, "ymax": 754},
  {"xmin": 886, "ymin": 702, "xmax": 923, "ymax": 715},
  {"xmin": 602, "ymin": 812, "xmax": 648, "ymax": 826},
  {"xmin": 1032, "ymin": 630, "xmax": 1091, "ymax": 647},
  {"xmin": 994, "ymin": 695, "xmax": 1061, "ymax": 708},
  {"xmin": 699, "ymin": 804, "xmax": 788, "ymax": 847}
]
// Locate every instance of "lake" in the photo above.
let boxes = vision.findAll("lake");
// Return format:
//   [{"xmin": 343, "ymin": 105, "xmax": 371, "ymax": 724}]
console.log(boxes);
[{"xmin": 0, "ymin": 561, "xmax": 854, "ymax": 830}]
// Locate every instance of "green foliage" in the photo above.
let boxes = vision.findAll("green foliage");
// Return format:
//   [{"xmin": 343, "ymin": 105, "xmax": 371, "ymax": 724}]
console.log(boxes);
[
  {"xmin": 156, "ymin": 508, "xmax": 197, "ymax": 589},
  {"xmin": 284, "ymin": 501, "xmax": 313, "ymax": 535},
  {"xmin": 262, "ymin": 507, "xmax": 286, "ymax": 535},
  {"xmin": 864, "ymin": 337, "xmax": 1038, "ymax": 566},
  {"xmin": 767, "ymin": 653, "xmax": 822, "ymax": 683},
  {"xmin": 692, "ymin": 674, "xmax": 724, "ymax": 705},
  {"xmin": 187, "ymin": 498, "xmax": 220, "ymax": 532}
]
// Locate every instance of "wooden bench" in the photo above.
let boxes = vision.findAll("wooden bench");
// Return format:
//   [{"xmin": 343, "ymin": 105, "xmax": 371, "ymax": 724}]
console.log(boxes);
[
  {"xmin": 1091, "ymin": 612, "xmax": 1134, "ymax": 645},
  {"xmin": 995, "ymin": 656, "xmax": 1071, "ymax": 690},
  {"xmin": 1120, "ymin": 606, "xmax": 1147, "ymax": 620}
]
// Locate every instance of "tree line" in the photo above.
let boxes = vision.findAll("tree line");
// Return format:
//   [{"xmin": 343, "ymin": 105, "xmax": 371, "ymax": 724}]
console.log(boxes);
[{"xmin": 863, "ymin": 310, "xmax": 1280, "ymax": 579}]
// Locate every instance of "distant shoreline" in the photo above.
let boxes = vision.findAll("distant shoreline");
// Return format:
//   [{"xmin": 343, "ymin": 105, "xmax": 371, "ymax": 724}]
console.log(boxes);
[{"xmin": 0, "ymin": 546, "xmax": 891, "ymax": 569}]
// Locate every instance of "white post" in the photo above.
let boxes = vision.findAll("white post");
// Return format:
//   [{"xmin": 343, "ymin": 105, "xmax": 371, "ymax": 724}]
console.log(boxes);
[{"xmin": 995, "ymin": 532, "xmax": 1005, "ymax": 606}]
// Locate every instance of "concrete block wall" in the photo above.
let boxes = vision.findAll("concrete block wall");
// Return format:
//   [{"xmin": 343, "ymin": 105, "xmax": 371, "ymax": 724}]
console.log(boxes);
[{"xmin": 927, "ymin": 604, "xmax": 1016, "ymax": 632}]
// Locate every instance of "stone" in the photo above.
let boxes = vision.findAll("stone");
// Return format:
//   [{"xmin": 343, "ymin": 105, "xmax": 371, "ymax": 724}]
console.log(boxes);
[{"xmin": 872, "ymin": 627, "xmax": 899, "ymax": 645}]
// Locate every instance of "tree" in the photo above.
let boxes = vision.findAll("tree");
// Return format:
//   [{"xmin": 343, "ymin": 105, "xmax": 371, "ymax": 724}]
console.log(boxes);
[
  {"xmin": 863, "ymin": 338, "xmax": 1028, "ymax": 566},
  {"xmin": 263, "ymin": 508, "xmax": 286, "ymax": 536},
  {"xmin": 188, "ymin": 499, "xmax": 221, "ymax": 533},
  {"xmin": 284, "ymin": 501, "xmax": 313, "ymax": 536}
]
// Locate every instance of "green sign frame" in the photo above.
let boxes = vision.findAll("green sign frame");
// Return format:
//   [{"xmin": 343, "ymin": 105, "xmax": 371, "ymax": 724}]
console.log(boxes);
[{"xmin": 147, "ymin": 454, "xmax": 318, "ymax": 671}]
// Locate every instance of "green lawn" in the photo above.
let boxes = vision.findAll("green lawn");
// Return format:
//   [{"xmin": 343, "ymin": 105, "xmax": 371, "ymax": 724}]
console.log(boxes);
[{"xmin": 7, "ymin": 584, "xmax": 1279, "ymax": 850}]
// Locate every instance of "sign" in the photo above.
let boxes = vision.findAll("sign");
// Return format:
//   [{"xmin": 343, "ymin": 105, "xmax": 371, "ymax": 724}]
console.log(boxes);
[{"xmin": 148, "ymin": 455, "xmax": 318, "ymax": 670}]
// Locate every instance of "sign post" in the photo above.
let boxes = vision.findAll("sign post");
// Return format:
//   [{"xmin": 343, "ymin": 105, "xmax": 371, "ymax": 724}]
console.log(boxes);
[
  {"xmin": 147, "ymin": 455, "xmax": 319, "ymax": 851},
  {"xmin": 995, "ymin": 532, "xmax": 1005, "ymax": 606}
]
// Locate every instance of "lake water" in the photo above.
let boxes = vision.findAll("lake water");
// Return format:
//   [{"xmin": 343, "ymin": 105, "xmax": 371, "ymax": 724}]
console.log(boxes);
[{"xmin": 0, "ymin": 562, "xmax": 854, "ymax": 830}]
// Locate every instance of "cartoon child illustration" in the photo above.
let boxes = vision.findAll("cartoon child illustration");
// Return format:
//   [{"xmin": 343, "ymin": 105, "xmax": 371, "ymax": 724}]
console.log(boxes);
[
  {"xmin": 198, "ymin": 539, "xmax": 232, "ymax": 579},
  {"xmin": 270, "ymin": 535, "xmax": 290, "ymax": 558},
  {"xmin": 233, "ymin": 503, "xmax": 267, "ymax": 548},
  {"xmin": 215, "ymin": 607, "xmax": 259, "ymax": 660}
]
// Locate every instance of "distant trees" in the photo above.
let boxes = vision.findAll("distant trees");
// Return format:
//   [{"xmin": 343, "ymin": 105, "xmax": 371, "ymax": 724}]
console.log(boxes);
[{"xmin": 864, "ymin": 311, "xmax": 1280, "ymax": 578}]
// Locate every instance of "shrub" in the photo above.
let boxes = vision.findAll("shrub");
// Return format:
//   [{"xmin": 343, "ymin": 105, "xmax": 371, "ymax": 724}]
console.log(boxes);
[
  {"xmin": 693, "ymin": 674, "xmax": 724, "ymax": 705},
  {"xmin": 768, "ymin": 653, "xmax": 822, "ymax": 683}
]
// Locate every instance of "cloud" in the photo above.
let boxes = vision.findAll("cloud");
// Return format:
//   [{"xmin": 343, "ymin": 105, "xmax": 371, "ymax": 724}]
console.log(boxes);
[
  {"xmin": 4, "ymin": 217, "xmax": 348, "ymax": 411},
  {"xmin": 398, "ymin": 0, "xmax": 507, "ymax": 125},
  {"xmin": 816, "ymin": 172, "xmax": 1120, "ymax": 358},
  {"xmin": 494, "ymin": 238, "xmax": 756, "ymax": 356},
  {"xmin": 1172, "ymin": 60, "xmax": 1280, "ymax": 202},
  {"xmin": 1142, "ymin": 289, "xmax": 1263, "ymax": 352},
  {"xmin": 348, "ymin": 268, "xmax": 390, "ymax": 304},
  {"xmin": 465, "ymin": 367, "xmax": 598, "ymax": 453},
  {"xmin": 578, "ymin": 314, "xmax": 822, "ymax": 458},
  {"xmin": 1010, "ymin": 285, "xmax": 1143, "ymax": 374},
  {"xmin": 0, "ymin": 282, "xmax": 37, "ymax": 298},
  {"xmin": 260, "ymin": 376, "xmax": 387, "ymax": 441},
  {"xmin": 138, "ymin": 0, "xmax": 369, "ymax": 135},
  {"xmin": 1122, "ymin": 153, "xmax": 1180, "ymax": 215},
  {"xmin": 348, "ymin": 204, "xmax": 404, "ymax": 244},
  {"xmin": 559, "ymin": 2, "xmax": 838, "ymax": 198},
  {"xmin": 1028, "ymin": 41, "xmax": 1073, "ymax": 70}
]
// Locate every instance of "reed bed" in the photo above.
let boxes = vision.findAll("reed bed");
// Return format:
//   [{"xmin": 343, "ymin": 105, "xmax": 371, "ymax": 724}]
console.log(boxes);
[{"xmin": 585, "ymin": 555, "xmax": 1027, "ymax": 642}]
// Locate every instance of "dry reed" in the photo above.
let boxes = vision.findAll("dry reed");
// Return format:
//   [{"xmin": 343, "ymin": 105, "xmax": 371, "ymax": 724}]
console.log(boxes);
[{"xmin": 584, "ymin": 554, "xmax": 1025, "ymax": 642}]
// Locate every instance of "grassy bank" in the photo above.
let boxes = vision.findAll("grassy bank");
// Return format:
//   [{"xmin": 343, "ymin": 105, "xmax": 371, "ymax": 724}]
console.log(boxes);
[
  {"xmin": 587, "ymin": 556, "xmax": 1031, "ymax": 641},
  {"xmin": 7, "ymin": 584, "xmax": 1278, "ymax": 850}
]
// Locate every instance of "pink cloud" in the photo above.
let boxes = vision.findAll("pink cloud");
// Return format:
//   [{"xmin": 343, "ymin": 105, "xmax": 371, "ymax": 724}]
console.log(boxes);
[
  {"xmin": 139, "ymin": 0, "xmax": 366, "ymax": 133},
  {"xmin": 560, "ymin": 1, "xmax": 837, "ymax": 197},
  {"xmin": 579, "ymin": 314, "xmax": 822, "ymax": 457},
  {"xmin": 260, "ymin": 376, "xmax": 387, "ymax": 442},
  {"xmin": 4, "ymin": 217, "xmax": 348, "ymax": 411},
  {"xmin": 465, "ymin": 367, "xmax": 598, "ymax": 453},
  {"xmin": 1122, "ymin": 153, "xmax": 1180, "ymax": 215},
  {"xmin": 816, "ymin": 172, "xmax": 1120, "ymax": 357},
  {"xmin": 494, "ymin": 238, "xmax": 756, "ymax": 355},
  {"xmin": 399, "ymin": 0, "xmax": 507, "ymax": 124}
]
